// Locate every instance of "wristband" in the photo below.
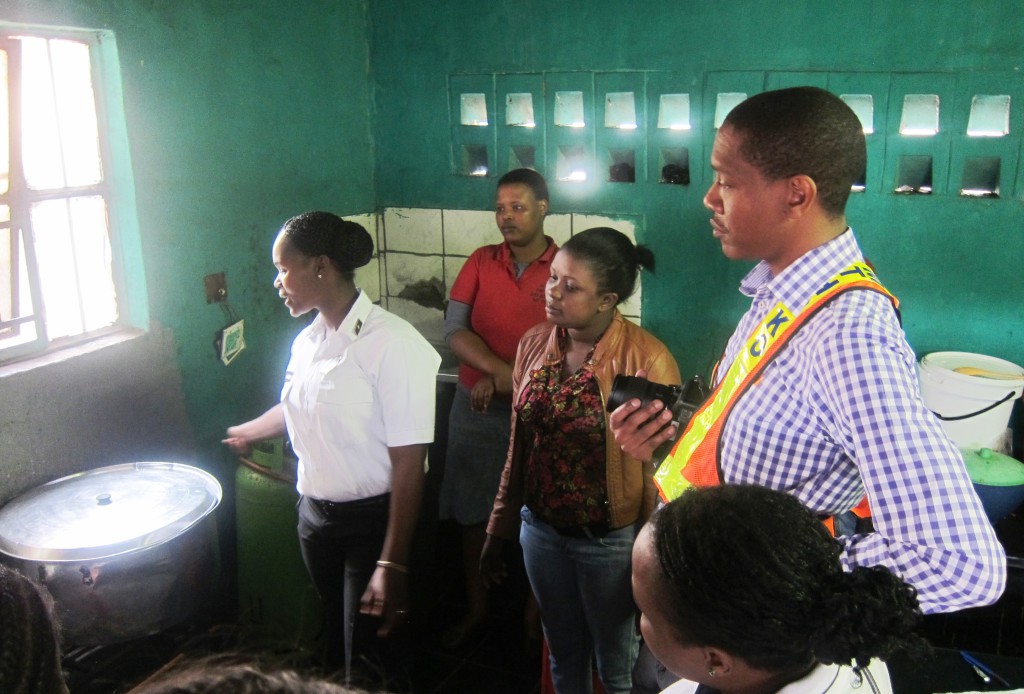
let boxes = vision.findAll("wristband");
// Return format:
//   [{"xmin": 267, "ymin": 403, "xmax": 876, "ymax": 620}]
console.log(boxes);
[{"xmin": 376, "ymin": 560, "xmax": 410, "ymax": 574}]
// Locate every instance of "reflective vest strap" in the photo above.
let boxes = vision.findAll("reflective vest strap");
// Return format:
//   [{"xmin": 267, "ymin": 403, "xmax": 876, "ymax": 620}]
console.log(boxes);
[
  {"xmin": 681, "ymin": 412, "xmax": 727, "ymax": 488},
  {"xmin": 852, "ymin": 496, "xmax": 871, "ymax": 519},
  {"xmin": 821, "ymin": 497, "xmax": 870, "ymax": 537},
  {"xmin": 655, "ymin": 279, "xmax": 898, "ymax": 506}
]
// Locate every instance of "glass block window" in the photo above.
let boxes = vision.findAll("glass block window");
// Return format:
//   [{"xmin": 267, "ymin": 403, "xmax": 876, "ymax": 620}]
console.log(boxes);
[
  {"xmin": 899, "ymin": 94, "xmax": 940, "ymax": 136},
  {"xmin": 554, "ymin": 91, "xmax": 585, "ymax": 128},
  {"xmin": 840, "ymin": 94, "xmax": 875, "ymax": 134},
  {"xmin": 604, "ymin": 92, "xmax": 637, "ymax": 129},
  {"xmin": 460, "ymin": 93, "xmax": 488, "ymax": 126},
  {"xmin": 967, "ymin": 94, "xmax": 1010, "ymax": 137},
  {"xmin": 714, "ymin": 92, "xmax": 746, "ymax": 129},
  {"xmin": 505, "ymin": 93, "xmax": 535, "ymax": 127},
  {"xmin": 657, "ymin": 93, "xmax": 691, "ymax": 130}
]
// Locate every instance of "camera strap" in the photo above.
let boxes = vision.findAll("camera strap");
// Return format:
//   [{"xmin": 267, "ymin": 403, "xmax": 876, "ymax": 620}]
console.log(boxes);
[{"xmin": 654, "ymin": 262, "xmax": 898, "ymax": 507}]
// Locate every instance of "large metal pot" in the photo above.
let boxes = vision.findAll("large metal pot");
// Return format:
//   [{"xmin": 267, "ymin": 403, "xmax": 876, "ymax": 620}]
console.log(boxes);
[{"xmin": 0, "ymin": 462, "xmax": 222, "ymax": 647}]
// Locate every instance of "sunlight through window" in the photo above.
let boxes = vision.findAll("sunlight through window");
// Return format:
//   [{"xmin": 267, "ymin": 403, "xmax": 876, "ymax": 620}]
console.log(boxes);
[{"xmin": 1, "ymin": 33, "xmax": 119, "ymax": 361}]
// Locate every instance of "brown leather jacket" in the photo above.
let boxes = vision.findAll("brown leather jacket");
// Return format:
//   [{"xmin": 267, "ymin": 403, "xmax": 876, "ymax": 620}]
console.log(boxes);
[{"xmin": 487, "ymin": 311, "xmax": 681, "ymax": 540}]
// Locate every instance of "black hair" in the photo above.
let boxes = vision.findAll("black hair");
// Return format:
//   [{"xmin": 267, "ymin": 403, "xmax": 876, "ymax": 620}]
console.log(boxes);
[
  {"xmin": 497, "ymin": 168, "xmax": 549, "ymax": 203},
  {"xmin": 280, "ymin": 211, "xmax": 374, "ymax": 282},
  {"xmin": 723, "ymin": 86, "xmax": 866, "ymax": 218},
  {"xmin": 0, "ymin": 565, "xmax": 69, "ymax": 694},
  {"xmin": 127, "ymin": 655, "xmax": 365, "ymax": 693},
  {"xmin": 650, "ymin": 485, "xmax": 929, "ymax": 672},
  {"xmin": 561, "ymin": 227, "xmax": 653, "ymax": 305}
]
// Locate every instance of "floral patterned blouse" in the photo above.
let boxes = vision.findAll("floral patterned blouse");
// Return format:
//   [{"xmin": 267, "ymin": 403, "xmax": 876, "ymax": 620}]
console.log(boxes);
[{"xmin": 515, "ymin": 329, "xmax": 609, "ymax": 530}]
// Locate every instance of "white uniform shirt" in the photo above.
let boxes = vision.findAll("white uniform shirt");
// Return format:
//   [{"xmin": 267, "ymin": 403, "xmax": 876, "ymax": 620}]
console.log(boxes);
[
  {"xmin": 661, "ymin": 659, "xmax": 891, "ymax": 694},
  {"xmin": 281, "ymin": 290, "xmax": 441, "ymax": 502}
]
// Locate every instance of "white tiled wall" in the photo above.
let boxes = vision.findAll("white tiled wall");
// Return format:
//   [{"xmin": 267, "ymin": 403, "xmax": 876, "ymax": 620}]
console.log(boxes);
[
  {"xmin": 440, "ymin": 210, "xmax": 493, "ymax": 256},
  {"xmin": 346, "ymin": 212, "xmax": 381, "ymax": 303},
  {"xmin": 349, "ymin": 207, "xmax": 644, "ymax": 339},
  {"xmin": 543, "ymin": 213, "xmax": 574, "ymax": 249},
  {"xmin": 571, "ymin": 214, "xmax": 641, "ymax": 318}
]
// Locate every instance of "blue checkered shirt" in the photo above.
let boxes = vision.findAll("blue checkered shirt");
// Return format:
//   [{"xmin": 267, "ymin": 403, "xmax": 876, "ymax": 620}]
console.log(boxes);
[{"xmin": 716, "ymin": 229, "xmax": 1006, "ymax": 613}]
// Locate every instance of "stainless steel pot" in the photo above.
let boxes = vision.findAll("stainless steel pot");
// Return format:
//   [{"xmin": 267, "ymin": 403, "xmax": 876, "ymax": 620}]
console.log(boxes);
[{"xmin": 0, "ymin": 462, "xmax": 222, "ymax": 647}]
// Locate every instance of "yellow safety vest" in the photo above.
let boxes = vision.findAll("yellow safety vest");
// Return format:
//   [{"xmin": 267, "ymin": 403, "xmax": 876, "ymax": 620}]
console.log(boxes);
[{"xmin": 654, "ymin": 262, "xmax": 899, "ymax": 510}]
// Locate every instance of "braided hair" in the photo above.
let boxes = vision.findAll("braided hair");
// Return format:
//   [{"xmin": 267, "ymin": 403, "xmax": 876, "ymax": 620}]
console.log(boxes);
[
  {"xmin": 0, "ymin": 564, "xmax": 69, "ymax": 694},
  {"xmin": 561, "ymin": 227, "xmax": 654, "ymax": 305},
  {"xmin": 280, "ymin": 211, "xmax": 374, "ymax": 282},
  {"xmin": 128, "ymin": 656, "xmax": 360, "ymax": 693},
  {"xmin": 651, "ymin": 485, "xmax": 929, "ymax": 672}
]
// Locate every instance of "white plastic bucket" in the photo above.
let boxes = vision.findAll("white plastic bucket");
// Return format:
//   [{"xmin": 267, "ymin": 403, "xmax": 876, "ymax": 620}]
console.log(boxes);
[{"xmin": 918, "ymin": 351, "xmax": 1024, "ymax": 450}]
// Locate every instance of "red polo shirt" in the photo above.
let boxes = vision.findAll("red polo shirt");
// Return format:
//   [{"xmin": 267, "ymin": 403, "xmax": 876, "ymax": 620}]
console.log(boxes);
[{"xmin": 449, "ymin": 237, "xmax": 557, "ymax": 390}]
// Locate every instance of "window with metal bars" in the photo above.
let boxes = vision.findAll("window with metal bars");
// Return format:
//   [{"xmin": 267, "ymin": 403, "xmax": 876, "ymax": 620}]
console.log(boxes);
[{"xmin": 1, "ymin": 29, "xmax": 123, "ymax": 363}]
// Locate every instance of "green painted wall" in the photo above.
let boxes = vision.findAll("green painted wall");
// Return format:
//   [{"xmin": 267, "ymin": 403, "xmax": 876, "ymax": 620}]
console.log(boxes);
[
  {"xmin": 2, "ymin": 0, "xmax": 1022, "ymax": 490},
  {"xmin": 4, "ymin": 1, "xmax": 374, "ymax": 465},
  {"xmin": 369, "ymin": 0, "xmax": 1024, "ymax": 378}
]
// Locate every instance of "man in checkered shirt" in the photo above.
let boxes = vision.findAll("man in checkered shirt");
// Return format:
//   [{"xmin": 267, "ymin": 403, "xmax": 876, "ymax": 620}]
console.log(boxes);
[{"xmin": 613, "ymin": 86, "xmax": 1006, "ymax": 692}]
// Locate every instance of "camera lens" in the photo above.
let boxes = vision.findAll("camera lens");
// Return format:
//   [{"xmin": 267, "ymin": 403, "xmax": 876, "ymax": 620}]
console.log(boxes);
[
  {"xmin": 607, "ymin": 375, "xmax": 680, "ymax": 413},
  {"xmin": 607, "ymin": 375, "xmax": 645, "ymax": 412}
]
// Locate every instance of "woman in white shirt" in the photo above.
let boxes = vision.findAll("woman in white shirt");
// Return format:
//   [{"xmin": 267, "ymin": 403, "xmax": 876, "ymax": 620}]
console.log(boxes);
[
  {"xmin": 631, "ymin": 484, "xmax": 930, "ymax": 694},
  {"xmin": 224, "ymin": 211, "xmax": 440, "ymax": 686}
]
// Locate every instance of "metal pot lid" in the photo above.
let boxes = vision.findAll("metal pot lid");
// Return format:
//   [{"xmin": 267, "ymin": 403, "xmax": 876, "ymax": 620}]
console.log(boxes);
[{"xmin": 0, "ymin": 462, "xmax": 222, "ymax": 562}]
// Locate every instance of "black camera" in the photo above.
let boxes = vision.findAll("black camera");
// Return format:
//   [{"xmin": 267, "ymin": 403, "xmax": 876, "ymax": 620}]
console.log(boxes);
[{"xmin": 606, "ymin": 374, "xmax": 710, "ymax": 462}]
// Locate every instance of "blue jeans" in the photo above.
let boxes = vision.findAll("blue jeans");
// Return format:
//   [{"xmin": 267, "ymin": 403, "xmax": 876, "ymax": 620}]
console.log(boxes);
[{"xmin": 520, "ymin": 507, "xmax": 639, "ymax": 694}]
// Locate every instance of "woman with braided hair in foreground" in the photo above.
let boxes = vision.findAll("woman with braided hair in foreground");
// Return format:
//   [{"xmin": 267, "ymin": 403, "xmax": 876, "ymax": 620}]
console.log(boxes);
[
  {"xmin": 631, "ymin": 484, "xmax": 930, "ymax": 694},
  {"xmin": 128, "ymin": 654, "xmax": 371, "ymax": 693},
  {"xmin": 0, "ymin": 564, "xmax": 69, "ymax": 694}
]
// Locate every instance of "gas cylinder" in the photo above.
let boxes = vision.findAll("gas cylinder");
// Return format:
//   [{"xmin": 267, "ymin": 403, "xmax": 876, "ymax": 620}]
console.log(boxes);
[{"xmin": 235, "ymin": 452, "xmax": 321, "ymax": 645}]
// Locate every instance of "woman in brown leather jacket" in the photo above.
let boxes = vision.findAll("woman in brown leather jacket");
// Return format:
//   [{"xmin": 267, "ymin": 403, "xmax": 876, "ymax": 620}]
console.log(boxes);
[{"xmin": 481, "ymin": 227, "xmax": 681, "ymax": 694}]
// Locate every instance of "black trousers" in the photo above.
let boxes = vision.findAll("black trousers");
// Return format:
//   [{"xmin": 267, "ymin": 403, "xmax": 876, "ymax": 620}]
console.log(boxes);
[{"xmin": 297, "ymin": 494, "xmax": 411, "ymax": 687}]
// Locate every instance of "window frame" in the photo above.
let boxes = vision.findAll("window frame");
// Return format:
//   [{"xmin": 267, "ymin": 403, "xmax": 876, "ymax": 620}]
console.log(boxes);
[{"xmin": 0, "ymin": 22, "xmax": 147, "ymax": 366}]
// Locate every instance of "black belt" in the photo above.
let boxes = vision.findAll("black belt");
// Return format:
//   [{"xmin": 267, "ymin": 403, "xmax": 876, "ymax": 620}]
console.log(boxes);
[
  {"xmin": 552, "ymin": 521, "xmax": 612, "ymax": 539},
  {"xmin": 307, "ymin": 493, "xmax": 389, "ymax": 514}
]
